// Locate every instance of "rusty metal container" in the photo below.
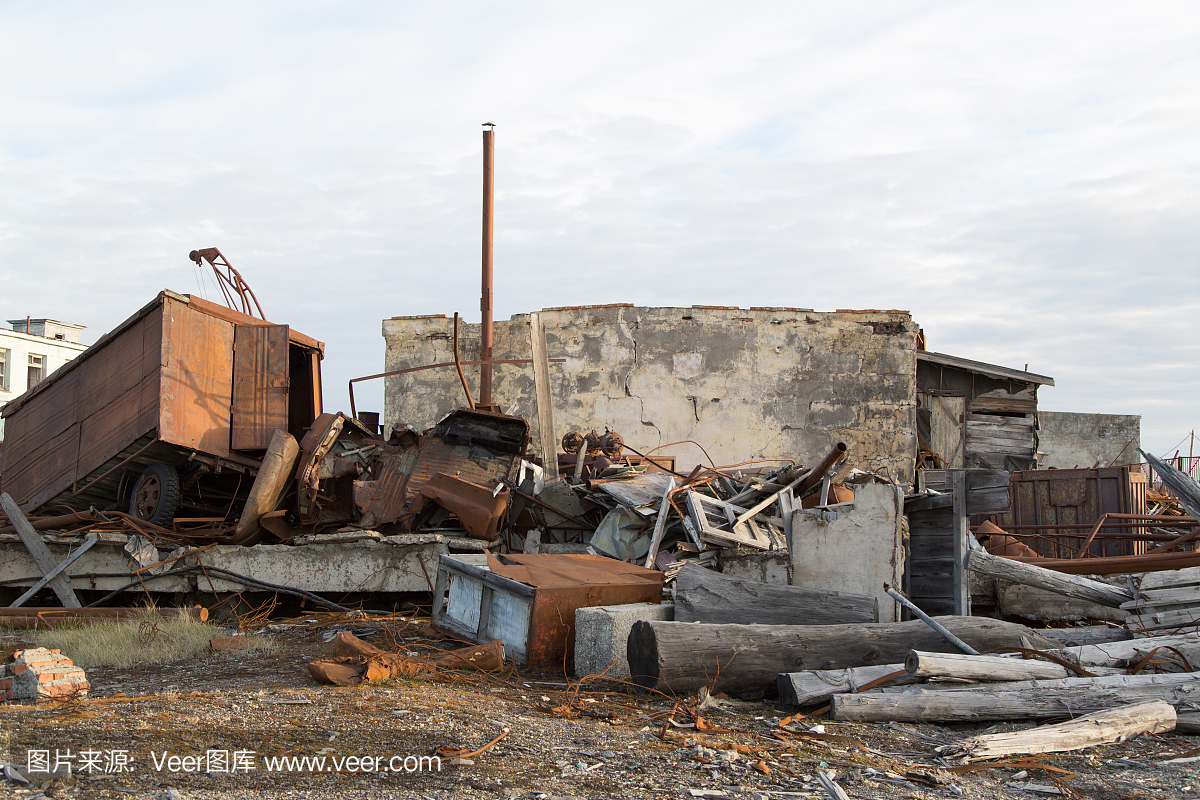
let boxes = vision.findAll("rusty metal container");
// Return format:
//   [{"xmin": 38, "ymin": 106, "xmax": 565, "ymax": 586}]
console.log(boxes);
[
  {"xmin": 991, "ymin": 466, "xmax": 1148, "ymax": 558},
  {"xmin": 432, "ymin": 553, "xmax": 663, "ymax": 668},
  {"xmin": 0, "ymin": 290, "xmax": 324, "ymax": 523}
]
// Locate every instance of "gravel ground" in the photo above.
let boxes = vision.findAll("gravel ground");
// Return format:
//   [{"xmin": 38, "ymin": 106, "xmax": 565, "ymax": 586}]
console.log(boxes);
[{"xmin": 4, "ymin": 621, "xmax": 1200, "ymax": 799}]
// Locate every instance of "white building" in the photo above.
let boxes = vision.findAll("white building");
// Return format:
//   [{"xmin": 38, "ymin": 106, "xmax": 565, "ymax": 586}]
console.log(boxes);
[{"xmin": 0, "ymin": 319, "xmax": 88, "ymax": 440}]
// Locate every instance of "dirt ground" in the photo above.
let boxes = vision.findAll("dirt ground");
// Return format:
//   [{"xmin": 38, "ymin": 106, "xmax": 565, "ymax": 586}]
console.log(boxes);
[{"xmin": 4, "ymin": 618, "xmax": 1200, "ymax": 800}]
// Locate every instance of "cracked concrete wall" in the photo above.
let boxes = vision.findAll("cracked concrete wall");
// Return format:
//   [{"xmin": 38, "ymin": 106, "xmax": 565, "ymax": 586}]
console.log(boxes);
[
  {"xmin": 381, "ymin": 305, "xmax": 917, "ymax": 483},
  {"xmin": 1037, "ymin": 411, "xmax": 1141, "ymax": 469}
]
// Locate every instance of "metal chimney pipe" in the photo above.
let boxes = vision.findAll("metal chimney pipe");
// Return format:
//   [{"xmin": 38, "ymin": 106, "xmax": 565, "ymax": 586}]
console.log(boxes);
[{"xmin": 480, "ymin": 124, "xmax": 496, "ymax": 406}]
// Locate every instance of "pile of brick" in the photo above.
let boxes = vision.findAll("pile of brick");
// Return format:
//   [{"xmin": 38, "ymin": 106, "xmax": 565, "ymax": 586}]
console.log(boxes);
[{"xmin": 0, "ymin": 648, "xmax": 89, "ymax": 702}]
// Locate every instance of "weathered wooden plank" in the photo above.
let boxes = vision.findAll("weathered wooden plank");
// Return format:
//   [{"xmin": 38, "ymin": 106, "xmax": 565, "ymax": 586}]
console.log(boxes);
[
  {"xmin": 1, "ymin": 492, "xmax": 81, "ymax": 607},
  {"xmin": 1126, "ymin": 609, "xmax": 1200, "ymax": 632},
  {"xmin": 1049, "ymin": 632, "xmax": 1200, "ymax": 669},
  {"xmin": 1141, "ymin": 566, "xmax": 1200, "ymax": 592},
  {"xmin": 528, "ymin": 312, "xmax": 557, "ymax": 481},
  {"xmin": 1123, "ymin": 585, "xmax": 1200, "ymax": 610},
  {"xmin": 939, "ymin": 701, "xmax": 1176, "ymax": 761}
]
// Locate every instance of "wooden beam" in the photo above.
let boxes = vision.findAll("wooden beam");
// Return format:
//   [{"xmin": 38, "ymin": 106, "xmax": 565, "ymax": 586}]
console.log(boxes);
[
  {"xmin": 949, "ymin": 470, "xmax": 971, "ymax": 615},
  {"xmin": 2, "ymin": 492, "xmax": 81, "ymax": 607},
  {"xmin": 528, "ymin": 312, "xmax": 557, "ymax": 482}
]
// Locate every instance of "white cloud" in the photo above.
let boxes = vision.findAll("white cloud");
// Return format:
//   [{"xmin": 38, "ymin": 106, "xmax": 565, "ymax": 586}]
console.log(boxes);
[{"xmin": 1, "ymin": 0, "xmax": 1197, "ymax": 454}]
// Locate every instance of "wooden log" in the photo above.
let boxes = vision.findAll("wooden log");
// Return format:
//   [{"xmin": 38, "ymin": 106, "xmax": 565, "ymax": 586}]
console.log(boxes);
[
  {"xmin": 1044, "ymin": 625, "xmax": 1132, "ymax": 648},
  {"xmin": 1049, "ymin": 632, "xmax": 1200, "ymax": 669},
  {"xmin": 939, "ymin": 701, "xmax": 1176, "ymax": 761},
  {"xmin": 905, "ymin": 650, "xmax": 1070, "ymax": 681},
  {"xmin": 674, "ymin": 564, "xmax": 877, "ymax": 626},
  {"xmin": 627, "ymin": 616, "xmax": 1062, "ymax": 698},
  {"xmin": 966, "ymin": 549, "xmax": 1132, "ymax": 608},
  {"xmin": 1177, "ymin": 711, "xmax": 1200, "ymax": 734},
  {"xmin": 777, "ymin": 664, "xmax": 913, "ymax": 707},
  {"xmin": 830, "ymin": 673, "xmax": 1200, "ymax": 722}
]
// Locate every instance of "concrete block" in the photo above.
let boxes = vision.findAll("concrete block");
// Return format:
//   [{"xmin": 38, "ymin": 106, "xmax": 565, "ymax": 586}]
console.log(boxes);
[
  {"xmin": 574, "ymin": 602, "xmax": 674, "ymax": 680},
  {"xmin": 791, "ymin": 483, "xmax": 906, "ymax": 622}
]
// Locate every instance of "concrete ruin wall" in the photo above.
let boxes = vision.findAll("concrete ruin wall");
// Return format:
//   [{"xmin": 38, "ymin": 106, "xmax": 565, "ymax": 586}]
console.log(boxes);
[
  {"xmin": 1037, "ymin": 411, "xmax": 1141, "ymax": 469},
  {"xmin": 382, "ymin": 305, "xmax": 918, "ymax": 483}
]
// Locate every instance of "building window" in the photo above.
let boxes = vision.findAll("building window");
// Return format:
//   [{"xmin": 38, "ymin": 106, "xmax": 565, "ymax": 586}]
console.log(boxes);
[
  {"xmin": 0, "ymin": 349, "xmax": 8, "ymax": 391},
  {"xmin": 28, "ymin": 353, "xmax": 44, "ymax": 388}
]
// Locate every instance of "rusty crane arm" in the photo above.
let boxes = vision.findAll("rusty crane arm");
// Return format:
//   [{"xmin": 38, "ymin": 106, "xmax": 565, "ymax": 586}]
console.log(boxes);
[{"xmin": 188, "ymin": 247, "xmax": 266, "ymax": 320}]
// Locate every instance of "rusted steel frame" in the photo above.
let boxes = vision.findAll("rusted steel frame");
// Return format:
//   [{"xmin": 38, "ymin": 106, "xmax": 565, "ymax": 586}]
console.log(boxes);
[
  {"xmin": 1074, "ymin": 513, "xmax": 1112, "ymax": 559},
  {"xmin": 0, "ymin": 509, "xmax": 100, "ymax": 537},
  {"xmin": 1009, "ymin": 550, "xmax": 1200, "ymax": 575},
  {"xmin": 347, "ymin": 358, "xmax": 564, "ymax": 418},
  {"xmin": 189, "ymin": 247, "xmax": 265, "ymax": 319},
  {"xmin": 71, "ymin": 437, "xmax": 158, "ymax": 496},
  {"xmin": 480, "ymin": 126, "xmax": 495, "ymax": 407},
  {"xmin": 796, "ymin": 442, "xmax": 848, "ymax": 494},
  {"xmin": 453, "ymin": 312, "xmax": 476, "ymax": 409},
  {"xmin": 619, "ymin": 443, "xmax": 692, "ymax": 479},
  {"xmin": 1147, "ymin": 523, "xmax": 1200, "ymax": 555}
]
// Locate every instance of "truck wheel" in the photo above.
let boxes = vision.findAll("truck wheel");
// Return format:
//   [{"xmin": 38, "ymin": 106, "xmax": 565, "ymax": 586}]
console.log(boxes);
[{"xmin": 129, "ymin": 463, "xmax": 182, "ymax": 526}]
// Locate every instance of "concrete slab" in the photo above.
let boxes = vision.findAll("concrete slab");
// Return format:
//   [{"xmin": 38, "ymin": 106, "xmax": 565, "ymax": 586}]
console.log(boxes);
[
  {"xmin": 791, "ymin": 483, "xmax": 905, "ymax": 622},
  {"xmin": 574, "ymin": 602, "xmax": 674, "ymax": 680}
]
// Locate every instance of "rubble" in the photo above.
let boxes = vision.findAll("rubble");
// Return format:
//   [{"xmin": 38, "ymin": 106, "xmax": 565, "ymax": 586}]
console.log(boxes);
[{"xmin": 1, "ymin": 647, "xmax": 89, "ymax": 702}]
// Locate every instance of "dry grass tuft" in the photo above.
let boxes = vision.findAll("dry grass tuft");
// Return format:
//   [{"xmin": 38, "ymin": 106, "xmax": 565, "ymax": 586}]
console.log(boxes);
[{"xmin": 29, "ymin": 609, "xmax": 220, "ymax": 669}]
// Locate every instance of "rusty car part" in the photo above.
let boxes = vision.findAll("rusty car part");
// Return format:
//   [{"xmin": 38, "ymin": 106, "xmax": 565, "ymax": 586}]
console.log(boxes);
[
  {"xmin": 231, "ymin": 430, "xmax": 300, "ymax": 545},
  {"xmin": 406, "ymin": 473, "xmax": 511, "ymax": 541},
  {"xmin": 0, "ymin": 289, "xmax": 324, "ymax": 528},
  {"xmin": 189, "ymin": 247, "xmax": 265, "ymax": 320},
  {"xmin": 562, "ymin": 432, "xmax": 586, "ymax": 455},
  {"xmin": 432, "ymin": 553, "xmax": 663, "ymax": 668}
]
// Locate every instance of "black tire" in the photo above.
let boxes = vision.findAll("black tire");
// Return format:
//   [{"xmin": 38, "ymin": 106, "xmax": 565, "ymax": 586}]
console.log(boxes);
[{"xmin": 129, "ymin": 462, "xmax": 182, "ymax": 526}]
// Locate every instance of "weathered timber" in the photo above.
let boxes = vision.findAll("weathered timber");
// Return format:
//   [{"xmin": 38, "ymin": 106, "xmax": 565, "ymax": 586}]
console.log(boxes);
[
  {"xmin": 1049, "ymin": 632, "xmax": 1200, "ymax": 670},
  {"xmin": 966, "ymin": 549, "xmax": 1132, "ymax": 608},
  {"xmin": 939, "ymin": 701, "xmax": 1176, "ymax": 761},
  {"xmin": 1123, "ymin": 586, "xmax": 1200, "ymax": 610},
  {"xmin": 905, "ymin": 650, "xmax": 1070, "ymax": 681},
  {"xmin": 1142, "ymin": 566, "xmax": 1200, "ymax": 592},
  {"xmin": 674, "ymin": 563, "xmax": 877, "ymax": 626},
  {"xmin": 627, "ymin": 616, "xmax": 1062, "ymax": 698},
  {"xmin": 1127, "ymin": 609, "xmax": 1200, "ymax": 633},
  {"xmin": 2, "ymin": 492, "xmax": 81, "ymax": 608},
  {"xmin": 777, "ymin": 664, "xmax": 913, "ymax": 707},
  {"xmin": 1177, "ymin": 711, "xmax": 1200, "ymax": 734},
  {"xmin": 1044, "ymin": 625, "xmax": 1132, "ymax": 648},
  {"xmin": 830, "ymin": 672, "xmax": 1200, "ymax": 722},
  {"xmin": 1141, "ymin": 450, "xmax": 1200, "ymax": 524}
]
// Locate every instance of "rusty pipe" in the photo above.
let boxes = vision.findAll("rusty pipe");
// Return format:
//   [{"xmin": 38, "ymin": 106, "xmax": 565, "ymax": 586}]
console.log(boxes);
[
  {"xmin": 797, "ymin": 442, "xmax": 848, "ymax": 494},
  {"xmin": 453, "ymin": 312, "xmax": 475, "ymax": 409},
  {"xmin": 480, "ymin": 125, "xmax": 495, "ymax": 406}
]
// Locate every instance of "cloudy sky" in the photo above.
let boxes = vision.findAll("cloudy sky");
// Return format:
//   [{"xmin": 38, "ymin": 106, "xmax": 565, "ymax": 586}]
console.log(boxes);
[{"xmin": 1, "ymin": 2, "xmax": 1196, "ymax": 458}]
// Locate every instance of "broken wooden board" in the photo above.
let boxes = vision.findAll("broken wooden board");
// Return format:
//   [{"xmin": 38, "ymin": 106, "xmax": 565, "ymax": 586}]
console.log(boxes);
[{"xmin": 2, "ymin": 492, "xmax": 82, "ymax": 608}]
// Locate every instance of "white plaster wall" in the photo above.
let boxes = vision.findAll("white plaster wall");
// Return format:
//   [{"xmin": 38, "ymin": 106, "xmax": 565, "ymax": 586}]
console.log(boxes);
[{"xmin": 381, "ymin": 306, "xmax": 918, "ymax": 483}]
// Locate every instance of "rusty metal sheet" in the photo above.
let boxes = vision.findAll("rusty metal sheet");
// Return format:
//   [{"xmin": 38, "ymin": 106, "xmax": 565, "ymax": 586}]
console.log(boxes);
[
  {"xmin": 159, "ymin": 299, "xmax": 235, "ymax": 456},
  {"xmin": 434, "ymin": 553, "xmax": 662, "ymax": 669},
  {"xmin": 993, "ymin": 466, "xmax": 1148, "ymax": 559},
  {"xmin": 407, "ymin": 473, "xmax": 509, "ymax": 541},
  {"xmin": 404, "ymin": 409, "xmax": 529, "ymax": 505},
  {"xmin": 231, "ymin": 324, "xmax": 290, "ymax": 451},
  {"xmin": 352, "ymin": 453, "xmax": 413, "ymax": 527}
]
